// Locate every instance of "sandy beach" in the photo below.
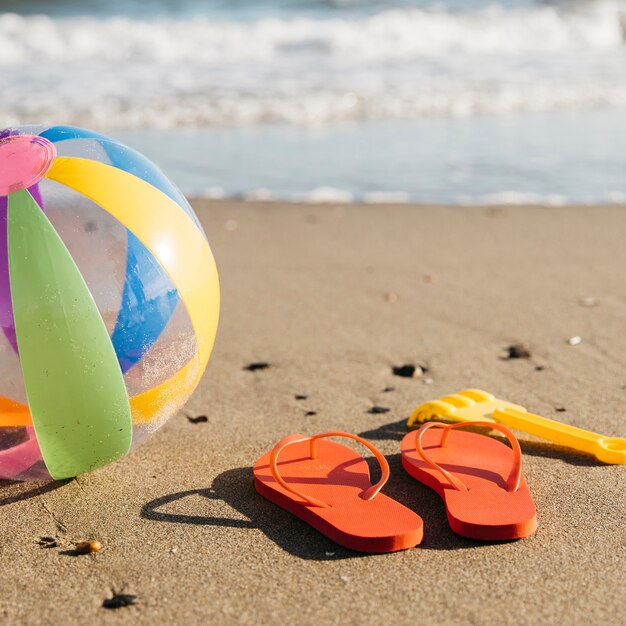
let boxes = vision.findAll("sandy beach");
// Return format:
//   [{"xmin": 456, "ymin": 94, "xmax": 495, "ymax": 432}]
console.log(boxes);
[{"xmin": 0, "ymin": 200, "xmax": 624, "ymax": 625}]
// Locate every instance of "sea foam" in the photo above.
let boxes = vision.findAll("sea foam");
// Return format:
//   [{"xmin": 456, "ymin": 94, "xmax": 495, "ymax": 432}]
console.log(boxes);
[{"xmin": 1, "ymin": 2, "xmax": 626, "ymax": 128}]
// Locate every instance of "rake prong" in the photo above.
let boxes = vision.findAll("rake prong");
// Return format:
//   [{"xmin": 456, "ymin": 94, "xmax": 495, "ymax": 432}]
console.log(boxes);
[
  {"xmin": 407, "ymin": 400, "xmax": 458, "ymax": 427},
  {"xmin": 458, "ymin": 389, "xmax": 495, "ymax": 402},
  {"xmin": 407, "ymin": 389, "xmax": 526, "ymax": 428},
  {"xmin": 438, "ymin": 394, "xmax": 477, "ymax": 408}
]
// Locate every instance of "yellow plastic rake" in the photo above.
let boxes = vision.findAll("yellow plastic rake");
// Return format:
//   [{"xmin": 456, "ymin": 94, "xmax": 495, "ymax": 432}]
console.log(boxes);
[{"xmin": 407, "ymin": 389, "xmax": 626, "ymax": 465}]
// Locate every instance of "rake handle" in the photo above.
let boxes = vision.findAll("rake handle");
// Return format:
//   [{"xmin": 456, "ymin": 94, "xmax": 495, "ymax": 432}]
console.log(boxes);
[{"xmin": 495, "ymin": 408, "xmax": 626, "ymax": 465}]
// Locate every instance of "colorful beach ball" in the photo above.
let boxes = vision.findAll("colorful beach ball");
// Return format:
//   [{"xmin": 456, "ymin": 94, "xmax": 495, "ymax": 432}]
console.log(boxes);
[{"xmin": 0, "ymin": 126, "xmax": 219, "ymax": 481}]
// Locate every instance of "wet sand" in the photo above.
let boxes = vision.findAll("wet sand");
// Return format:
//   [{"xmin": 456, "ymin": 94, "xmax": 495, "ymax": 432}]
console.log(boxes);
[{"xmin": 0, "ymin": 201, "xmax": 624, "ymax": 625}]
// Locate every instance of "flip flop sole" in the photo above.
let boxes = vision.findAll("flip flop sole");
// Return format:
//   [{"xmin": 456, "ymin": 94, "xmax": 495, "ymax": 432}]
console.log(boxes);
[
  {"xmin": 401, "ymin": 428, "xmax": 537, "ymax": 541},
  {"xmin": 254, "ymin": 437, "xmax": 423, "ymax": 553}
]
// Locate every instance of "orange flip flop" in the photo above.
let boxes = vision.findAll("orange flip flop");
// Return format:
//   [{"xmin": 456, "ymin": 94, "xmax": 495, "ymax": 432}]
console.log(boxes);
[
  {"xmin": 400, "ymin": 422, "xmax": 537, "ymax": 541},
  {"xmin": 253, "ymin": 432, "xmax": 424, "ymax": 553}
]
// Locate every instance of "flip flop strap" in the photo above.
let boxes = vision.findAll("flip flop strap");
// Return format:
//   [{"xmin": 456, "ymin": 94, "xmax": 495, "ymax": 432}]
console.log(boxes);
[
  {"xmin": 415, "ymin": 421, "xmax": 523, "ymax": 493},
  {"xmin": 269, "ymin": 431, "xmax": 390, "ymax": 508}
]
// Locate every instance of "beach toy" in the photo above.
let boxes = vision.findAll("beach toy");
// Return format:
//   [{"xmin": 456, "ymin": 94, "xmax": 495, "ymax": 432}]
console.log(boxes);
[
  {"xmin": 0, "ymin": 125, "xmax": 219, "ymax": 481},
  {"xmin": 254, "ymin": 432, "xmax": 423, "ymax": 553},
  {"xmin": 400, "ymin": 422, "xmax": 537, "ymax": 540},
  {"xmin": 408, "ymin": 389, "xmax": 626, "ymax": 465}
]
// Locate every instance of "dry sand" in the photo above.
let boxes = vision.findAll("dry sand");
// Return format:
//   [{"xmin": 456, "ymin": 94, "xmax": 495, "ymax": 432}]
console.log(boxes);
[{"xmin": 0, "ymin": 201, "xmax": 624, "ymax": 625}]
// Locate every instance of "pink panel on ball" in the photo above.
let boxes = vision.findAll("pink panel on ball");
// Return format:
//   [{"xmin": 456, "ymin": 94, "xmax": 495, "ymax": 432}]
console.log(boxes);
[{"xmin": 0, "ymin": 135, "xmax": 56, "ymax": 195}]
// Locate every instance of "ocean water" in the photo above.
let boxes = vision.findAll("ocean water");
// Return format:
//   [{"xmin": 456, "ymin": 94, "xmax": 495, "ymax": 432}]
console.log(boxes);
[{"xmin": 2, "ymin": 0, "xmax": 626, "ymax": 203}]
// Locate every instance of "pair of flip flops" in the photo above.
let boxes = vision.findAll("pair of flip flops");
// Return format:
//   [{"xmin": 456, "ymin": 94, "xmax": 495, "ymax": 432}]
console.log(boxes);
[{"xmin": 253, "ymin": 422, "xmax": 537, "ymax": 553}]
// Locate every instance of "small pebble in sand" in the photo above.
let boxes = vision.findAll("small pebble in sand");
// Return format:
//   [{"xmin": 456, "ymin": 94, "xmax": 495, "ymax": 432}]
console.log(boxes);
[
  {"xmin": 505, "ymin": 344, "xmax": 532, "ymax": 359},
  {"xmin": 382, "ymin": 386, "xmax": 395, "ymax": 393},
  {"xmin": 102, "ymin": 590, "xmax": 138, "ymax": 610},
  {"xmin": 555, "ymin": 407, "xmax": 566, "ymax": 412},
  {"xmin": 535, "ymin": 365, "xmax": 545, "ymax": 372},
  {"xmin": 186, "ymin": 415, "xmax": 208, "ymax": 424},
  {"xmin": 423, "ymin": 378, "xmax": 434, "ymax": 385},
  {"xmin": 37, "ymin": 536, "xmax": 58, "ymax": 548},
  {"xmin": 580, "ymin": 297, "xmax": 597, "ymax": 307},
  {"xmin": 294, "ymin": 394, "xmax": 308, "ymax": 401},
  {"xmin": 304, "ymin": 411, "xmax": 317, "ymax": 417},
  {"xmin": 74, "ymin": 540, "xmax": 102, "ymax": 555},
  {"xmin": 340, "ymin": 575, "xmax": 350, "ymax": 584},
  {"xmin": 243, "ymin": 362, "xmax": 270, "ymax": 371},
  {"xmin": 567, "ymin": 336, "xmax": 582, "ymax": 346},
  {"xmin": 224, "ymin": 219, "xmax": 238, "ymax": 231},
  {"xmin": 368, "ymin": 406, "xmax": 390, "ymax": 414},
  {"xmin": 392, "ymin": 364, "xmax": 425, "ymax": 378},
  {"xmin": 170, "ymin": 547, "xmax": 178, "ymax": 554},
  {"xmin": 386, "ymin": 292, "xmax": 399, "ymax": 303}
]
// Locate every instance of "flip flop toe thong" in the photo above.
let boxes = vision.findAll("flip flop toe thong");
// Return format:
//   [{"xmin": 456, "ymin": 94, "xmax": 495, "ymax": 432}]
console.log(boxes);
[
  {"xmin": 400, "ymin": 422, "xmax": 537, "ymax": 541},
  {"xmin": 254, "ymin": 432, "xmax": 424, "ymax": 553}
]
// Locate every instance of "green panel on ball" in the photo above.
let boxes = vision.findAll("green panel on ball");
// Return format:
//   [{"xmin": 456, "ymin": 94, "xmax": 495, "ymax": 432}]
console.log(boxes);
[{"xmin": 8, "ymin": 189, "xmax": 132, "ymax": 479}]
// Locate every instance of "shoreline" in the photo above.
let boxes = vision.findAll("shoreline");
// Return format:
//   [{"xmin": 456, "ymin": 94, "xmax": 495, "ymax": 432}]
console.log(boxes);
[{"xmin": 189, "ymin": 198, "xmax": 626, "ymax": 209}]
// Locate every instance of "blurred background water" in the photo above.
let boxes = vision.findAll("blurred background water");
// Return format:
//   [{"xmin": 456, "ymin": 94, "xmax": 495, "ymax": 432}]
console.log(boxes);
[{"xmin": 2, "ymin": 0, "xmax": 626, "ymax": 203}]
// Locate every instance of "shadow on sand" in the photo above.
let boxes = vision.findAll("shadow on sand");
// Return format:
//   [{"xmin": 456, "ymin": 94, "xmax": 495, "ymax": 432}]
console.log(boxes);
[
  {"xmin": 0, "ymin": 478, "xmax": 69, "ymax": 507},
  {"xmin": 141, "ymin": 453, "xmax": 486, "ymax": 560}
]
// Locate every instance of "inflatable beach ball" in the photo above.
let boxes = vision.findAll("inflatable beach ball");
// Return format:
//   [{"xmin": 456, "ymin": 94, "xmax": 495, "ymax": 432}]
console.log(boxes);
[{"xmin": 0, "ymin": 126, "xmax": 219, "ymax": 481}]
